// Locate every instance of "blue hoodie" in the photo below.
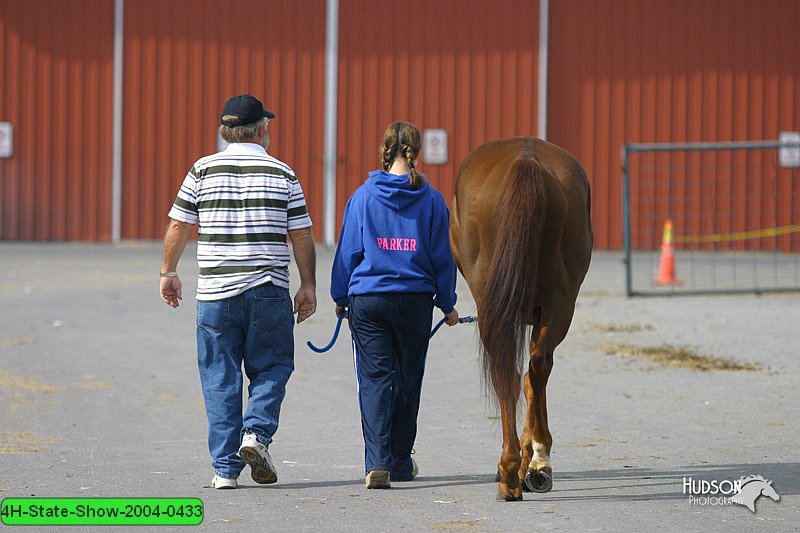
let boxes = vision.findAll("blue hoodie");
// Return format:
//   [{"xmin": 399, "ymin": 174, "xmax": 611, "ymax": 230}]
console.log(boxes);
[{"xmin": 331, "ymin": 170, "xmax": 457, "ymax": 313}]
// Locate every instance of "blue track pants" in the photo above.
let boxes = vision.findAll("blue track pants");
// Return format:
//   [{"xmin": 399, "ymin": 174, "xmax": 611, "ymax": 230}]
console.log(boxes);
[{"xmin": 348, "ymin": 293, "xmax": 433, "ymax": 480}]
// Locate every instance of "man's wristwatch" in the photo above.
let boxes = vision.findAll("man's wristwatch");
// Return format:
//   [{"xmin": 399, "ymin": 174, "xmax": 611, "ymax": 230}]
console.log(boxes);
[{"xmin": 160, "ymin": 271, "xmax": 178, "ymax": 278}]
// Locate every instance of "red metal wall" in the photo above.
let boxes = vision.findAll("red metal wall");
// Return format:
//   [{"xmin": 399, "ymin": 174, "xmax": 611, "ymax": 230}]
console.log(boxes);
[
  {"xmin": 4, "ymin": 0, "xmax": 798, "ymax": 248},
  {"xmin": 335, "ymin": 0, "xmax": 541, "ymax": 230},
  {"xmin": 0, "ymin": 0, "xmax": 114, "ymax": 240},
  {"xmin": 122, "ymin": 0, "xmax": 327, "ymax": 240},
  {"xmin": 548, "ymin": 0, "xmax": 800, "ymax": 249}
]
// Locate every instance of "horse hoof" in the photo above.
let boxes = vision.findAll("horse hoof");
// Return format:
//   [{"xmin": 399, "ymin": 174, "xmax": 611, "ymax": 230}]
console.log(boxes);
[
  {"xmin": 496, "ymin": 488, "xmax": 523, "ymax": 502},
  {"xmin": 524, "ymin": 470, "xmax": 553, "ymax": 493}
]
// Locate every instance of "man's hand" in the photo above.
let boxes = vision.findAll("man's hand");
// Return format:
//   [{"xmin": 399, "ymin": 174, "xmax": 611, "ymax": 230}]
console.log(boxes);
[
  {"xmin": 160, "ymin": 275, "xmax": 183, "ymax": 308},
  {"xmin": 445, "ymin": 308, "xmax": 459, "ymax": 326},
  {"xmin": 335, "ymin": 305, "xmax": 348, "ymax": 318},
  {"xmin": 294, "ymin": 285, "xmax": 317, "ymax": 323},
  {"xmin": 160, "ymin": 219, "xmax": 193, "ymax": 309},
  {"xmin": 288, "ymin": 227, "xmax": 317, "ymax": 324}
]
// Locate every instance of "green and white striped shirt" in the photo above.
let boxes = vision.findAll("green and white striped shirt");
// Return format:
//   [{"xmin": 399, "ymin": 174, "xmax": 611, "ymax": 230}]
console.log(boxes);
[{"xmin": 168, "ymin": 142, "xmax": 312, "ymax": 301}]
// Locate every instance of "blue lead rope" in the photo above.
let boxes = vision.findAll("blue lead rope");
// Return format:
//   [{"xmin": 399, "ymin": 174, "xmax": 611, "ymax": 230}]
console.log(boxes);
[
  {"xmin": 306, "ymin": 314, "xmax": 346, "ymax": 353},
  {"xmin": 429, "ymin": 315, "xmax": 477, "ymax": 338},
  {"xmin": 306, "ymin": 314, "xmax": 477, "ymax": 353}
]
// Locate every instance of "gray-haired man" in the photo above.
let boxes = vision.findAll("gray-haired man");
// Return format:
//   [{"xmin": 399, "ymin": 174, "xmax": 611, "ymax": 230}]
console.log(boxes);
[{"xmin": 160, "ymin": 94, "xmax": 316, "ymax": 489}]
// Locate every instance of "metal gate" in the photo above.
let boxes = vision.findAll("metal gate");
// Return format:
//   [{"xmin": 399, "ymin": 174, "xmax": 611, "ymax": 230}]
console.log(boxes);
[{"xmin": 622, "ymin": 140, "xmax": 800, "ymax": 296}]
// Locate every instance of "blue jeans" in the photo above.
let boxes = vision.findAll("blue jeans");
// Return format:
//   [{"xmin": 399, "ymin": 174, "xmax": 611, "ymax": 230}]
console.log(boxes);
[{"xmin": 196, "ymin": 282, "xmax": 294, "ymax": 479}]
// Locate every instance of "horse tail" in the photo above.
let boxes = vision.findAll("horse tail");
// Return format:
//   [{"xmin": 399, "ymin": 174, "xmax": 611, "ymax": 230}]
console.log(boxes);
[{"xmin": 479, "ymin": 155, "xmax": 547, "ymax": 405}]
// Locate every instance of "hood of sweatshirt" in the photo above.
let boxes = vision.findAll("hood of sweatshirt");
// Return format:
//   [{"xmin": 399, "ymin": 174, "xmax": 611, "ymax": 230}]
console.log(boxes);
[{"xmin": 364, "ymin": 170, "xmax": 430, "ymax": 210}]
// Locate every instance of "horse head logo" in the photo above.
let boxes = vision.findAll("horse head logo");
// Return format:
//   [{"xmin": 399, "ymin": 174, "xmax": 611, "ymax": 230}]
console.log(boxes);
[{"xmin": 729, "ymin": 475, "xmax": 780, "ymax": 513}]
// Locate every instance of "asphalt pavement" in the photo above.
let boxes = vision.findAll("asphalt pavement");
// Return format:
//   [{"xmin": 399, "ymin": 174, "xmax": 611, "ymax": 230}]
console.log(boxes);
[{"xmin": 0, "ymin": 242, "xmax": 797, "ymax": 532}]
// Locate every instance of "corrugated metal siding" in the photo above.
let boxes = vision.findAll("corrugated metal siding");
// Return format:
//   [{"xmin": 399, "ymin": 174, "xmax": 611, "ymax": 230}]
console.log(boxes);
[
  {"xmin": 5, "ymin": 0, "xmax": 798, "ymax": 248},
  {"xmin": 335, "ymin": 0, "xmax": 540, "ymax": 230},
  {"xmin": 0, "ymin": 0, "xmax": 114, "ymax": 240},
  {"xmin": 122, "ymin": 0, "xmax": 326, "ymax": 240},
  {"xmin": 548, "ymin": 0, "xmax": 800, "ymax": 249}
]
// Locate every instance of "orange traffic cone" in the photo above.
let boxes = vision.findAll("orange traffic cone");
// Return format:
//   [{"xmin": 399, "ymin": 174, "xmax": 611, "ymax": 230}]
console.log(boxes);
[{"xmin": 654, "ymin": 219, "xmax": 682, "ymax": 285}]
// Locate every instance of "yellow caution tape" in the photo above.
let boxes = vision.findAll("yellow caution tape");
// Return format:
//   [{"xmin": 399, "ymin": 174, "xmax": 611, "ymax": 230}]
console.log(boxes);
[{"xmin": 676, "ymin": 224, "xmax": 800, "ymax": 243}]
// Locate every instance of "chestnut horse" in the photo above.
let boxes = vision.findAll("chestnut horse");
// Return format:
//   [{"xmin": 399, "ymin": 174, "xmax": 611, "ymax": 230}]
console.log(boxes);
[{"xmin": 450, "ymin": 137, "xmax": 592, "ymax": 501}]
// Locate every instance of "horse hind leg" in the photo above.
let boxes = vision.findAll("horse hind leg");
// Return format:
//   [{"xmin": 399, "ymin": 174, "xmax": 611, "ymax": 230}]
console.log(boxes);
[
  {"xmin": 494, "ymin": 375, "xmax": 524, "ymax": 501},
  {"xmin": 519, "ymin": 326, "xmax": 554, "ymax": 493}
]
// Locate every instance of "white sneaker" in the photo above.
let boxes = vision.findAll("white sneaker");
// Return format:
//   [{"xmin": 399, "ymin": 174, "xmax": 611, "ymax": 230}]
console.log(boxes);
[
  {"xmin": 411, "ymin": 458, "xmax": 419, "ymax": 479},
  {"xmin": 238, "ymin": 432, "xmax": 278, "ymax": 484},
  {"xmin": 210, "ymin": 474, "xmax": 238, "ymax": 489}
]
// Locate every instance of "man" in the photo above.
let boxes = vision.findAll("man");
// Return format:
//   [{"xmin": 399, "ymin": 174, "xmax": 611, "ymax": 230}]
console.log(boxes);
[{"xmin": 159, "ymin": 94, "xmax": 316, "ymax": 490}]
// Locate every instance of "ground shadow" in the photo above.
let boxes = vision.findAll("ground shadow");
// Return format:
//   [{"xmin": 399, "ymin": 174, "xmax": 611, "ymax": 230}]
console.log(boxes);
[
  {"xmin": 269, "ymin": 473, "xmax": 497, "ymax": 491},
  {"xmin": 537, "ymin": 462, "xmax": 799, "ymax": 502},
  {"xmin": 260, "ymin": 462, "xmax": 798, "ymax": 502}
]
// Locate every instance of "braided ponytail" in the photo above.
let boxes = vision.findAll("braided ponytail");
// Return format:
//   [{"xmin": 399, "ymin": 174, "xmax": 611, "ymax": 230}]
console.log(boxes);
[
  {"xmin": 379, "ymin": 139, "xmax": 397, "ymax": 171},
  {"xmin": 402, "ymin": 144, "xmax": 423, "ymax": 189}
]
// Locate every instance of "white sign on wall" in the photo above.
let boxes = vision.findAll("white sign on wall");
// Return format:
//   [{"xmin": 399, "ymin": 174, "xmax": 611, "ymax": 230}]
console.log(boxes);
[
  {"xmin": 0, "ymin": 122, "xmax": 12, "ymax": 158},
  {"xmin": 778, "ymin": 131, "xmax": 800, "ymax": 168},
  {"xmin": 422, "ymin": 129, "xmax": 448, "ymax": 165}
]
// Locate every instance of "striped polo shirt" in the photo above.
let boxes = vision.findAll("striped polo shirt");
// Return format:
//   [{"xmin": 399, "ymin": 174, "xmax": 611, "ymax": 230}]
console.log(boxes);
[{"xmin": 168, "ymin": 142, "xmax": 312, "ymax": 301}]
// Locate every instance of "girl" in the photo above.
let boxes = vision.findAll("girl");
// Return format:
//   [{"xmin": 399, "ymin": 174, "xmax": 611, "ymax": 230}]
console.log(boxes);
[{"xmin": 331, "ymin": 121, "xmax": 459, "ymax": 489}]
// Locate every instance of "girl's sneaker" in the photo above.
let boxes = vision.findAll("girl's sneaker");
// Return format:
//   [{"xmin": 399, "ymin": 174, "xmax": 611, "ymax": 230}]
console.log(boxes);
[{"xmin": 365, "ymin": 470, "xmax": 391, "ymax": 489}]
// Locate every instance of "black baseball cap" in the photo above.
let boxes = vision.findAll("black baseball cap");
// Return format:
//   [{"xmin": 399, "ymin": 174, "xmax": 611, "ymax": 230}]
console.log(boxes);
[{"xmin": 220, "ymin": 94, "xmax": 275, "ymax": 127}]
